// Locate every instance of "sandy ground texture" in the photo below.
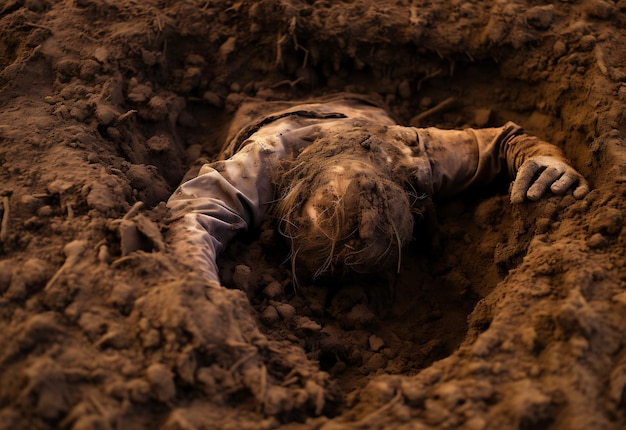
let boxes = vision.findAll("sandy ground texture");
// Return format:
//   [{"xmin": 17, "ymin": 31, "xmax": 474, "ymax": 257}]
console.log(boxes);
[{"xmin": 1, "ymin": 0, "xmax": 626, "ymax": 429}]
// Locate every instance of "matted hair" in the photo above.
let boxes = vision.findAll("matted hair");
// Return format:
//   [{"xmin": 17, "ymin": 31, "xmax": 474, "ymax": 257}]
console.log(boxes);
[{"xmin": 273, "ymin": 127, "xmax": 428, "ymax": 282}]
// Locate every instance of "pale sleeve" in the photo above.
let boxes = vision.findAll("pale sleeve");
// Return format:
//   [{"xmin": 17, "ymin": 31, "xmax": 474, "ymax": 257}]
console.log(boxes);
[{"xmin": 166, "ymin": 124, "xmax": 294, "ymax": 284}]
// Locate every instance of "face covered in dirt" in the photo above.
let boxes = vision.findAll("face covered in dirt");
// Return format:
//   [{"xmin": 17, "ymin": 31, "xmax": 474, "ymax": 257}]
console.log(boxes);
[{"xmin": 274, "ymin": 127, "xmax": 417, "ymax": 281}]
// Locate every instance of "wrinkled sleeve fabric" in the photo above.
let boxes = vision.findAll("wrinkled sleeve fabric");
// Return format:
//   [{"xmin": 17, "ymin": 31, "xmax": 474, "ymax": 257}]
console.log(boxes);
[
  {"xmin": 414, "ymin": 121, "xmax": 569, "ymax": 198},
  {"xmin": 166, "ymin": 124, "xmax": 291, "ymax": 284}
]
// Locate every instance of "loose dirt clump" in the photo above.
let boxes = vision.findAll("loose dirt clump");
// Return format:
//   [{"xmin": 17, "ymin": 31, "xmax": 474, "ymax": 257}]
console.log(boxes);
[{"xmin": 1, "ymin": 1, "xmax": 625, "ymax": 429}]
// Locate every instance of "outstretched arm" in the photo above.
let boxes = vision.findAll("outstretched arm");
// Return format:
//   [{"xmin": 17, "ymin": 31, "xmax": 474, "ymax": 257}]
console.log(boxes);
[
  {"xmin": 167, "ymin": 141, "xmax": 280, "ymax": 284},
  {"xmin": 414, "ymin": 122, "xmax": 589, "ymax": 202}
]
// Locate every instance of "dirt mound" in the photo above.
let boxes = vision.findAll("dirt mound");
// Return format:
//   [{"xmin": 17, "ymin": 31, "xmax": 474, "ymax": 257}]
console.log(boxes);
[{"xmin": 0, "ymin": 0, "xmax": 625, "ymax": 429}]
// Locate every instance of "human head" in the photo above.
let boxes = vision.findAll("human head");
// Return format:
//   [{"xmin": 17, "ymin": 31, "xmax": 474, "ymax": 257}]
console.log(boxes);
[{"xmin": 274, "ymin": 128, "xmax": 417, "ymax": 281}]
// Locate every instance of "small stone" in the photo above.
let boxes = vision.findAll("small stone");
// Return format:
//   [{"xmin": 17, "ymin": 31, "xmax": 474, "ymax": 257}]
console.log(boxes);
[
  {"xmin": 294, "ymin": 316, "xmax": 322, "ymax": 331},
  {"xmin": 63, "ymin": 240, "xmax": 87, "ymax": 259},
  {"xmin": 44, "ymin": 95, "xmax": 61, "ymax": 104},
  {"xmin": 202, "ymin": 91, "xmax": 223, "ymax": 108},
  {"xmin": 219, "ymin": 37, "xmax": 236, "ymax": 62},
  {"xmin": 433, "ymin": 381, "xmax": 465, "ymax": 410},
  {"xmin": 127, "ymin": 83, "xmax": 153, "ymax": 103},
  {"xmin": 145, "ymin": 135, "xmax": 171, "ymax": 152},
  {"xmin": 94, "ymin": 47, "xmax": 109, "ymax": 63},
  {"xmin": 587, "ymin": 233, "xmax": 609, "ymax": 249},
  {"xmin": 118, "ymin": 220, "xmax": 142, "ymax": 256},
  {"xmin": 274, "ymin": 303, "xmax": 296, "ymax": 321},
  {"xmin": 180, "ymin": 67, "xmax": 202, "ymax": 92},
  {"xmin": 535, "ymin": 217, "xmax": 551, "ymax": 234},
  {"xmin": 48, "ymin": 179, "xmax": 74, "ymax": 195},
  {"xmin": 343, "ymin": 304, "xmax": 377, "ymax": 329},
  {"xmin": 69, "ymin": 105, "xmax": 90, "ymax": 122},
  {"xmin": 54, "ymin": 59, "xmax": 80, "ymax": 77},
  {"xmin": 145, "ymin": 96, "xmax": 169, "ymax": 121},
  {"xmin": 108, "ymin": 282, "xmax": 134, "ymax": 311},
  {"xmin": 225, "ymin": 92, "xmax": 245, "ymax": 112},
  {"xmin": 263, "ymin": 281, "xmax": 282, "ymax": 298},
  {"xmin": 22, "ymin": 258, "xmax": 51, "ymax": 286},
  {"xmin": 135, "ymin": 215, "xmax": 164, "ymax": 251},
  {"xmin": 87, "ymin": 182, "xmax": 120, "ymax": 213},
  {"xmin": 185, "ymin": 54, "xmax": 206, "ymax": 67},
  {"xmin": 53, "ymin": 104, "xmax": 70, "ymax": 120},
  {"xmin": 400, "ymin": 380, "xmax": 426, "ymax": 405},
  {"xmin": 586, "ymin": 0, "xmax": 616, "ymax": 19},
  {"xmin": 526, "ymin": 5, "xmax": 554, "ymax": 29},
  {"xmin": 141, "ymin": 49, "xmax": 159, "ymax": 66},
  {"xmin": 146, "ymin": 363, "xmax": 176, "ymax": 403},
  {"xmin": 260, "ymin": 305, "xmax": 280, "ymax": 325},
  {"xmin": 553, "ymin": 40, "xmax": 567, "ymax": 57},
  {"xmin": 98, "ymin": 245, "xmax": 111, "ymax": 263},
  {"xmin": 369, "ymin": 334, "xmax": 385, "ymax": 352},
  {"xmin": 95, "ymin": 102, "xmax": 119, "ymax": 126},
  {"xmin": 79, "ymin": 60, "xmax": 101, "ymax": 80},
  {"xmin": 579, "ymin": 34, "xmax": 597, "ymax": 51}
]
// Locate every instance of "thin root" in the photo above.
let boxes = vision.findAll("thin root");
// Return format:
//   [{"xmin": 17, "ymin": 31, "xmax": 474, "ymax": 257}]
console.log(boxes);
[{"xmin": 409, "ymin": 96, "xmax": 456, "ymax": 126}]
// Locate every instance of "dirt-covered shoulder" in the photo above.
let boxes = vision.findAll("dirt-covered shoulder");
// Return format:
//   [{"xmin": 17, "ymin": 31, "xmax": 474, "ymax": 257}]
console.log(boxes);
[{"xmin": 0, "ymin": 0, "xmax": 625, "ymax": 429}]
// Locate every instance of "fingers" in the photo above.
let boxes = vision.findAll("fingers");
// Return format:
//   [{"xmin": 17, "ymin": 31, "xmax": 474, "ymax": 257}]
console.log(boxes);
[
  {"xmin": 527, "ymin": 165, "xmax": 565, "ymax": 201},
  {"xmin": 546, "ymin": 168, "xmax": 590, "ymax": 199},
  {"xmin": 573, "ymin": 178, "xmax": 590, "ymax": 199},
  {"xmin": 511, "ymin": 156, "xmax": 590, "ymax": 203},
  {"xmin": 549, "ymin": 171, "xmax": 578, "ymax": 195},
  {"xmin": 510, "ymin": 159, "xmax": 540, "ymax": 204}
]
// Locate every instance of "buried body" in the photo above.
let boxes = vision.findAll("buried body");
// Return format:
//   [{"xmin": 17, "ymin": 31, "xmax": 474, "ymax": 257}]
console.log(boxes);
[{"xmin": 167, "ymin": 94, "xmax": 589, "ymax": 286}]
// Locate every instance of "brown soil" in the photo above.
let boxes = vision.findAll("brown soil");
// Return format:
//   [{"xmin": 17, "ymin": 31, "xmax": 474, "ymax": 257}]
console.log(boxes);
[{"xmin": 1, "ymin": 0, "xmax": 625, "ymax": 429}]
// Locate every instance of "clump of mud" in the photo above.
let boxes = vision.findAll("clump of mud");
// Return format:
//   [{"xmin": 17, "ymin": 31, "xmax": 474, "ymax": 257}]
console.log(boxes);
[{"xmin": 0, "ymin": 0, "xmax": 625, "ymax": 429}]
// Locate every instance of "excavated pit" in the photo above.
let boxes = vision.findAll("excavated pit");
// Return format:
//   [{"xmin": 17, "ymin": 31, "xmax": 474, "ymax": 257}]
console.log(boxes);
[
  {"xmin": 1, "ymin": 1, "xmax": 625, "ymax": 429},
  {"xmin": 210, "ymin": 59, "xmax": 544, "ymax": 395}
]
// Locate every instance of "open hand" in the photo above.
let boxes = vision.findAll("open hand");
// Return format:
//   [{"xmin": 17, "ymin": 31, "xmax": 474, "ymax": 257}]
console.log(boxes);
[{"xmin": 510, "ymin": 156, "xmax": 590, "ymax": 204}]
